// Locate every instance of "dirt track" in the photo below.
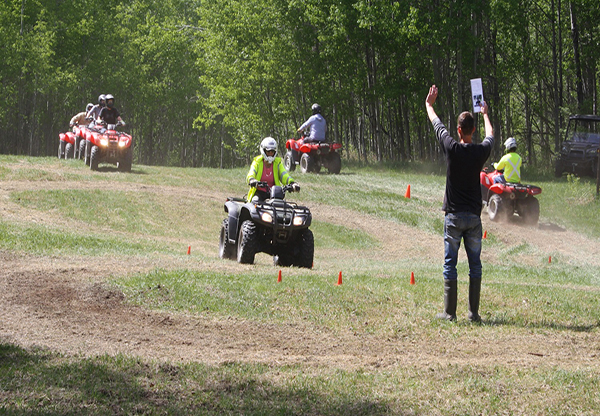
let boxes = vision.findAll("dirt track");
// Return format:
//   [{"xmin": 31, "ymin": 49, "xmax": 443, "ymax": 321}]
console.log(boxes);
[{"xmin": 1, "ymin": 167, "xmax": 600, "ymax": 370}]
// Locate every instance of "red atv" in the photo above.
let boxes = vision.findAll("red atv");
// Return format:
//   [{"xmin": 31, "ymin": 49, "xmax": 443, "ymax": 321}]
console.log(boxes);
[
  {"xmin": 58, "ymin": 130, "xmax": 77, "ymax": 159},
  {"xmin": 480, "ymin": 167, "xmax": 542, "ymax": 225},
  {"xmin": 86, "ymin": 122, "xmax": 133, "ymax": 172},
  {"xmin": 283, "ymin": 134, "xmax": 342, "ymax": 174}
]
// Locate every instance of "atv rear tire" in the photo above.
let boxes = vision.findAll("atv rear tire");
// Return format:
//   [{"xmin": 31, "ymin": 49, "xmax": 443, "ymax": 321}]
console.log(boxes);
[
  {"xmin": 219, "ymin": 218, "xmax": 237, "ymax": 260},
  {"xmin": 273, "ymin": 251, "xmax": 294, "ymax": 267},
  {"xmin": 90, "ymin": 145, "xmax": 100, "ymax": 171},
  {"xmin": 65, "ymin": 143, "xmax": 73, "ymax": 159},
  {"xmin": 295, "ymin": 229, "xmax": 314, "ymax": 268},
  {"xmin": 283, "ymin": 151, "xmax": 296, "ymax": 172},
  {"xmin": 300, "ymin": 153, "xmax": 319, "ymax": 173},
  {"xmin": 237, "ymin": 220, "xmax": 258, "ymax": 264},
  {"xmin": 488, "ymin": 194, "xmax": 507, "ymax": 222},
  {"xmin": 327, "ymin": 152, "xmax": 341, "ymax": 174},
  {"xmin": 519, "ymin": 197, "xmax": 540, "ymax": 225}
]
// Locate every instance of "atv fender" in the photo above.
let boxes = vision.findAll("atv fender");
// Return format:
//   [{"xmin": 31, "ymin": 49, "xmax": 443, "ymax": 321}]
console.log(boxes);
[
  {"xmin": 224, "ymin": 200, "xmax": 241, "ymax": 245},
  {"xmin": 489, "ymin": 183, "xmax": 507, "ymax": 195}
]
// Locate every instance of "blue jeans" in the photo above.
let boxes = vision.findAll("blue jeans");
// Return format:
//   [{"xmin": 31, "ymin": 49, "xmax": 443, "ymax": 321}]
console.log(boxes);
[{"xmin": 443, "ymin": 212, "xmax": 482, "ymax": 282}]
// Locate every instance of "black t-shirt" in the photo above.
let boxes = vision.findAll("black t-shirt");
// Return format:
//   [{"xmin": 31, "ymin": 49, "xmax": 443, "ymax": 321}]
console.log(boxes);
[
  {"xmin": 433, "ymin": 117, "xmax": 494, "ymax": 215},
  {"xmin": 99, "ymin": 107, "xmax": 120, "ymax": 125}
]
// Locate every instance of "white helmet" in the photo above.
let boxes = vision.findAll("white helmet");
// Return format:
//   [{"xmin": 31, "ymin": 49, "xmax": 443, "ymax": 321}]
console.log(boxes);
[
  {"xmin": 260, "ymin": 137, "xmax": 278, "ymax": 163},
  {"xmin": 504, "ymin": 137, "xmax": 517, "ymax": 151}
]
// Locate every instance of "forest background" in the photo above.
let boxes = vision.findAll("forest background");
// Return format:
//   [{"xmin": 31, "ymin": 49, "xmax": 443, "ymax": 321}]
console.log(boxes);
[{"xmin": 1, "ymin": 0, "xmax": 598, "ymax": 169}]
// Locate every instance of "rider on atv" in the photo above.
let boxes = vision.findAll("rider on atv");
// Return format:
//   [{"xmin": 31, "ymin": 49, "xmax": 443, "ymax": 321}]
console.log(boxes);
[
  {"xmin": 70, "ymin": 103, "xmax": 94, "ymax": 128},
  {"xmin": 493, "ymin": 137, "xmax": 522, "ymax": 184},
  {"xmin": 86, "ymin": 94, "xmax": 106, "ymax": 125},
  {"xmin": 97, "ymin": 94, "xmax": 126, "ymax": 128},
  {"xmin": 297, "ymin": 103, "xmax": 327, "ymax": 143},
  {"xmin": 247, "ymin": 137, "xmax": 300, "ymax": 201}
]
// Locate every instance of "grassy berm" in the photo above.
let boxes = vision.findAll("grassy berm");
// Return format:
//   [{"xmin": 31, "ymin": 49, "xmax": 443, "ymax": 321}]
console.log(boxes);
[{"xmin": 1, "ymin": 155, "xmax": 599, "ymax": 415}]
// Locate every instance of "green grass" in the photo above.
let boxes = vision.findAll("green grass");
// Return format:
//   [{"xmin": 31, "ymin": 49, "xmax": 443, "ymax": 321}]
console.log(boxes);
[
  {"xmin": 1, "ymin": 155, "xmax": 600, "ymax": 414},
  {"xmin": 2, "ymin": 345, "xmax": 599, "ymax": 415}
]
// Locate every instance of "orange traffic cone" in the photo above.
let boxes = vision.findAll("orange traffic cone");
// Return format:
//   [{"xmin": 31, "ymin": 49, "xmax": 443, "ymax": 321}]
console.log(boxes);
[
  {"xmin": 187, "ymin": 245, "xmax": 191, "ymax": 255},
  {"xmin": 483, "ymin": 230, "xmax": 487, "ymax": 239},
  {"xmin": 410, "ymin": 271, "xmax": 415, "ymax": 285},
  {"xmin": 405, "ymin": 184, "xmax": 411, "ymax": 199},
  {"xmin": 337, "ymin": 271, "xmax": 343, "ymax": 285},
  {"xmin": 278, "ymin": 270, "xmax": 282, "ymax": 283},
  {"xmin": 549, "ymin": 256, "xmax": 552, "ymax": 263}
]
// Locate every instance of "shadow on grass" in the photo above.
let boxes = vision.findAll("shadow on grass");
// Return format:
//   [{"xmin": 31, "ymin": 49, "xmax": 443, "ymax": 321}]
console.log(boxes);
[
  {"xmin": 92, "ymin": 166, "xmax": 148, "ymax": 175},
  {"xmin": 481, "ymin": 317, "xmax": 600, "ymax": 332},
  {"xmin": 0, "ymin": 343, "xmax": 395, "ymax": 415}
]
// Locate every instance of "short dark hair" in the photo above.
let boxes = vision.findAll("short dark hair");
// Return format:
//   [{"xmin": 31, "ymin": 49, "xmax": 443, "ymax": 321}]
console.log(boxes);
[{"xmin": 457, "ymin": 111, "xmax": 475, "ymax": 134}]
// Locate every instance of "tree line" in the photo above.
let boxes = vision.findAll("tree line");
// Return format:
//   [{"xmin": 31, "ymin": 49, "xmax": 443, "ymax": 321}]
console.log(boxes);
[{"xmin": 1, "ymin": 0, "xmax": 598, "ymax": 169}]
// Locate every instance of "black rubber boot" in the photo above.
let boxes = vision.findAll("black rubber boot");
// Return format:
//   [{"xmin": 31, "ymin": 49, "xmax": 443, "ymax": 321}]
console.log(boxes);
[
  {"xmin": 436, "ymin": 279, "xmax": 457, "ymax": 321},
  {"xmin": 468, "ymin": 278, "xmax": 481, "ymax": 322}
]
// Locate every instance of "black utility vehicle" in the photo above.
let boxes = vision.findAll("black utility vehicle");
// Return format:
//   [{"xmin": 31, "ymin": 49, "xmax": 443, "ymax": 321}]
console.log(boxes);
[
  {"xmin": 555, "ymin": 115, "xmax": 600, "ymax": 177},
  {"xmin": 219, "ymin": 184, "xmax": 314, "ymax": 268}
]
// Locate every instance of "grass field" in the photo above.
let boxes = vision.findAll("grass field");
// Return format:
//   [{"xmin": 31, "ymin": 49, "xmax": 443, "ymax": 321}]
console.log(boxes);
[{"xmin": 1, "ymin": 155, "xmax": 600, "ymax": 415}]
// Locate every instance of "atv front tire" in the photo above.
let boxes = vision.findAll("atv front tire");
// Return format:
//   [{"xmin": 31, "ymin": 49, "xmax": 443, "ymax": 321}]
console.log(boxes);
[
  {"xmin": 90, "ymin": 145, "xmax": 100, "ymax": 171},
  {"xmin": 79, "ymin": 139, "xmax": 86, "ymax": 161},
  {"xmin": 58, "ymin": 141, "xmax": 65, "ymax": 159},
  {"xmin": 295, "ymin": 228, "xmax": 314, "ymax": 268},
  {"xmin": 237, "ymin": 220, "xmax": 258, "ymax": 264},
  {"xmin": 65, "ymin": 143, "xmax": 73, "ymax": 159},
  {"xmin": 219, "ymin": 218, "xmax": 237, "ymax": 260},
  {"xmin": 118, "ymin": 147, "xmax": 133, "ymax": 172},
  {"xmin": 488, "ymin": 194, "xmax": 507, "ymax": 222}
]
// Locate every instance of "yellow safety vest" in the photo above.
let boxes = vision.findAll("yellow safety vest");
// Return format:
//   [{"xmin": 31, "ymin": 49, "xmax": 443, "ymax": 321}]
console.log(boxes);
[
  {"xmin": 246, "ymin": 155, "xmax": 293, "ymax": 201},
  {"xmin": 494, "ymin": 152, "xmax": 522, "ymax": 183}
]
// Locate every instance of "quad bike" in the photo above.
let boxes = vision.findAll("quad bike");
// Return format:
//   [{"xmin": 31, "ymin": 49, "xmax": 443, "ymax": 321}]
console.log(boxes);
[
  {"xmin": 58, "ymin": 129, "xmax": 76, "ymax": 159},
  {"xmin": 219, "ymin": 183, "xmax": 314, "ymax": 267},
  {"xmin": 86, "ymin": 121, "xmax": 133, "ymax": 172},
  {"xmin": 480, "ymin": 167, "xmax": 542, "ymax": 225},
  {"xmin": 283, "ymin": 133, "xmax": 342, "ymax": 174}
]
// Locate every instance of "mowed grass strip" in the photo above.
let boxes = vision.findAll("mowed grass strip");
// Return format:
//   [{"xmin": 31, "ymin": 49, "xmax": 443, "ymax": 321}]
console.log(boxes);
[{"xmin": 1, "ymin": 343, "xmax": 599, "ymax": 415}]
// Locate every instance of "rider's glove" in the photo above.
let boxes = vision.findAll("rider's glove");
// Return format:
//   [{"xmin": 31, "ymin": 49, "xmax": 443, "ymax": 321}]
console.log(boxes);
[
  {"xmin": 249, "ymin": 178, "xmax": 259, "ymax": 188},
  {"xmin": 291, "ymin": 182, "xmax": 301, "ymax": 192}
]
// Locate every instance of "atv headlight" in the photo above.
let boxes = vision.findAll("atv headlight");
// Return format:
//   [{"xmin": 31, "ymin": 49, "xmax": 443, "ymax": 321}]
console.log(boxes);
[
  {"xmin": 261, "ymin": 212, "xmax": 273, "ymax": 223},
  {"xmin": 118, "ymin": 141, "xmax": 126, "ymax": 147},
  {"xmin": 100, "ymin": 138, "xmax": 109, "ymax": 146},
  {"xmin": 293, "ymin": 216, "xmax": 305, "ymax": 226}
]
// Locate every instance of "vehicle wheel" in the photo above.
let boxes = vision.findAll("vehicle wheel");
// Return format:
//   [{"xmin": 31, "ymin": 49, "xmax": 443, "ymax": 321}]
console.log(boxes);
[
  {"xmin": 84, "ymin": 140, "xmax": 92, "ymax": 166},
  {"xmin": 219, "ymin": 218, "xmax": 237, "ymax": 260},
  {"xmin": 488, "ymin": 194, "xmax": 507, "ymax": 222},
  {"xmin": 519, "ymin": 197, "xmax": 540, "ymax": 225},
  {"xmin": 294, "ymin": 228, "xmax": 314, "ymax": 269},
  {"xmin": 300, "ymin": 153, "xmax": 315, "ymax": 173},
  {"xmin": 90, "ymin": 145, "xmax": 100, "ymax": 171},
  {"xmin": 554, "ymin": 160, "xmax": 564, "ymax": 178},
  {"xmin": 118, "ymin": 147, "xmax": 133, "ymax": 172},
  {"xmin": 237, "ymin": 220, "xmax": 258, "ymax": 264},
  {"xmin": 65, "ymin": 143, "xmax": 73, "ymax": 159},
  {"xmin": 283, "ymin": 151, "xmax": 296, "ymax": 172},
  {"xmin": 327, "ymin": 152, "xmax": 341, "ymax": 174},
  {"xmin": 79, "ymin": 139, "xmax": 86, "ymax": 161},
  {"xmin": 58, "ymin": 141, "xmax": 65, "ymax": 159}
]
